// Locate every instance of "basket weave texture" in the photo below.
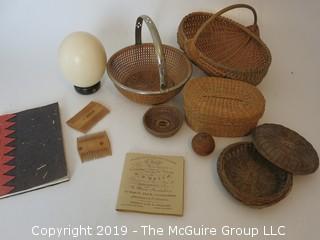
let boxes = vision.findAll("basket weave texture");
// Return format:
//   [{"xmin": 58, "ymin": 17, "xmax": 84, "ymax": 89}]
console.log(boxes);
[
  {"xmin": 107, "ymin": 44, "xmax": 191, "ymax": 105},
  {"xmin": 183, "ymin": 77, "xmax": 265, "ymax": 137},
  {"xmin": 253, "ymin": 124, "xmax": 319, "ymax": 175},
  {"xmin": 217, "ymin": 142, "xmax": 293, "ymax": 208},
  {"xmin": 177, "ymin": 4, "xmax": 272, "ymax": 85}
]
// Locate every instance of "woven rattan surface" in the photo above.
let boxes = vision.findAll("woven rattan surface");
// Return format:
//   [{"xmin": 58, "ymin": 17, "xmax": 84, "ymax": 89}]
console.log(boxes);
[
  {"xmin": 143, "ymin": 105, "xmax": 183, "ymax": 138},
  {"xmin": 253, "ymin": 124, "xmax": 319, "ymax": 175},
  {"xmin": 217, "ymin": 142, "xmax": 293, "ymax": 208},
  {"xmin": 183, "ymin": 77, "xmax": 265, "ymax": 137},
  {"xmin": 107, "ymin": 43, "xmax": 192, "ymax": 105},
  {"xmin": 177, "ymin": 4, "xmax": 271, "ymax": 85}
]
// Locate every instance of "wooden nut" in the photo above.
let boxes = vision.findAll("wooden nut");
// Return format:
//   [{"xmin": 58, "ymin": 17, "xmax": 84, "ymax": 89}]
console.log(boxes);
[{"xmin": 192, "ymin": 132, "xmax": 215, "ymax": 156}]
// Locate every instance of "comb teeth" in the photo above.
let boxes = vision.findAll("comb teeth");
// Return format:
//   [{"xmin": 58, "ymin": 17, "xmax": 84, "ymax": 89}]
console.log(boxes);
[
  {"xmin": 77, "ymin": 131, "xmax": 112, "ymax": 162},
  {"xmin": 80, "ymin": 149, "xmax": 110, "ymax": 162}
]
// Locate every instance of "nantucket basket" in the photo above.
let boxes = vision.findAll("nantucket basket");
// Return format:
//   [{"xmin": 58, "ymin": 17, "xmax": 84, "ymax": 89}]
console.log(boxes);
[
  {"xmin": 107, "ymin": 15, "xmax": 192, "ymax": 105},
  {"xmin": 183, "ymin": 77, "xmax": 265, "ymax": 137},
  {"xmin": 177, "ymin": 4, "xmax": 272, "ymax": 85}
]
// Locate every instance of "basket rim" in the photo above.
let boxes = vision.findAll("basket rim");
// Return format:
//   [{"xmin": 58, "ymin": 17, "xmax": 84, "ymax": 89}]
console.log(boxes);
[
  {"xmin": 178, "ymin": 11, "xmax": 272, "ymax": 73},
  {"xmin": 106, "ymin": 43, "xmax": 192, "ymax": 95}
]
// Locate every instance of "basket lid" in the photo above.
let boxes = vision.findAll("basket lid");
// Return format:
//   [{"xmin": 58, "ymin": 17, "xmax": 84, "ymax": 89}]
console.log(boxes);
[
  {"xmin": 252, "ymin": 124, "xmax": 319, "ymax": 175},
  {"xmin": 183, "ymin": 77, "xmax": 265, "ymax": 122},
  {"xmin": 217, "ymin": 142, "xmax": 292, "ymax": 208}
]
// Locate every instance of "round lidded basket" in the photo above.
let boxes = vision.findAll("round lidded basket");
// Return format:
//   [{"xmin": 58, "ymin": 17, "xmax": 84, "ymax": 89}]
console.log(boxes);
[
  {"xmin": 217, "ymin": 142, "xmax": 293, "ymax": 208},
  {"xmin": 217, "ymin": 142, "xmax": 292, "ymax": 208},
  {"xmin": 183, "ymin": 77, "xmax": 265, "ymax": 137},
  {"xmin": 107, "ymin": 15, "xmax": 192, "ymax": 105},
  {"xmin": 177, "ymin": 4, "xmax": 272, "ymax": 85}
]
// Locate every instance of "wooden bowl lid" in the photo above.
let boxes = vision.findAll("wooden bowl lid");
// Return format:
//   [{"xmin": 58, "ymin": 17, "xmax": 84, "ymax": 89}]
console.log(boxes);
[
  {"xmin": 217, "ymin": 142, "xmax": 293, "ymax": 208},
  {"xmin": 143, "ymin": 106, "xmax": 183, "ymax": 138},
  {"xmin": 253, "ymin": 124, "xmax": 319, "ymax": 175}
]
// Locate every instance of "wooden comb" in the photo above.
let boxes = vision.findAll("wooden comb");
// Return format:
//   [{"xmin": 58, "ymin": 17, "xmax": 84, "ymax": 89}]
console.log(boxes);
[
  {"xmin": 67, "ymin": 101, "xmax": 109, "ymax": 133},
  {"xmin": 77, "ymin": 131, "xmax": 112, "ymax": 162}
]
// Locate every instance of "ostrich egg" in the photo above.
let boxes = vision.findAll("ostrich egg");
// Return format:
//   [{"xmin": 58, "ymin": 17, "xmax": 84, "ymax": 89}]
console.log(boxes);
[{"xmin": 59, "ymin": 31, "xmax": 107, "ymax": 94}]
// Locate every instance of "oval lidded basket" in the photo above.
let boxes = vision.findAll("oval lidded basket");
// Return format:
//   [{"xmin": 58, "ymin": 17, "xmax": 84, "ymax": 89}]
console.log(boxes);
[
  {"xmin": 183, "ymin": 77, "xmax": 265, "ymax": 137},
  {"xmin": 107, "ymin": 15, "xmax": 192, "ymax": 105},
  {"xmin": 177, "ymin": 4, "xmax": 272, "ymax": 85}
]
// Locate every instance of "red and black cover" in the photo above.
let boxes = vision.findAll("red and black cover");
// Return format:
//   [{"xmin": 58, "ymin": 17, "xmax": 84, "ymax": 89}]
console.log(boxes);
[{"xmin": 0, "ymin": 103, "xmax": 68, "ymax": 198}]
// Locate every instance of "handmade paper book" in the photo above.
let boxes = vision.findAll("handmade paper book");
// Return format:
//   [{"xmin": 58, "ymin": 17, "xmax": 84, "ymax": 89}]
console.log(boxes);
[
  {"xmin": 0, "ymin": 103, "xmax": 69, "ymax": 199},
  {"xmin": 116, "ymin": 153, "xmax": 184, "ymax": 216}
]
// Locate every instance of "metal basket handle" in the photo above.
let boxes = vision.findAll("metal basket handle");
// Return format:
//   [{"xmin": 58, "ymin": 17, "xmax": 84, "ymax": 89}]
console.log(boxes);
[
  {"xmin": 193, "ymin": 4, "xmax": 262, "ymax": 44},
  {"xmin": 135, "ymin": 15, "xmax": 167, "ymax": 90}
]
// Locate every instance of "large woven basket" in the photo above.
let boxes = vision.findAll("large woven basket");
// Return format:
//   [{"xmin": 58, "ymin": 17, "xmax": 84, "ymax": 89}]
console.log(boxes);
[
  {"xmin": 183, "ymin": 77, "xmax": 265, "ymax": 137},
  {"xmin": 178, "ymin": 4, "xmax": 272, "ymax": 85},
  {"xmin": 107, "ymin": 15, "xmax": 192, "ymax": 105}
]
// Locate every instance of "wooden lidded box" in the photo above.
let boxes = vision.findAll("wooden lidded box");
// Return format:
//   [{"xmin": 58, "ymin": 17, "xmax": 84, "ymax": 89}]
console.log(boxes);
[{"xmin": 183, "ymin": 77, "xmax": 265, "ymax": 137}]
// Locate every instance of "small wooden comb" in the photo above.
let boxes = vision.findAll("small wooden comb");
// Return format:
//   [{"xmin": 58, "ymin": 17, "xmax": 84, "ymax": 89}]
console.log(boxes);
[
  {"xmin": 77, "ymin": 131, "xmax": 112, "ymax": 162},
  {"xmin": 67, "ymin": 101, "xmax": 109, "ymax": 133}
]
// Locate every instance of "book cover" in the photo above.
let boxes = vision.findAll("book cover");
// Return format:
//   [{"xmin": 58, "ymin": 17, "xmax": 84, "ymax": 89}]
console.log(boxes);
[{"xmin": 0, "ymin": 103, "xmax": 69, "ymax": 199}]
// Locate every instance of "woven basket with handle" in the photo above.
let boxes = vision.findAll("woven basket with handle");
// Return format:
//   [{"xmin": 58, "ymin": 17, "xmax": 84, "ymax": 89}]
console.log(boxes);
[
  {"xmin": 178, "ymin": 4, "xmax": 272, "ymax": 85},
  {"xmin": 107, "ymin": 15, "xmax": 192, "ymax": 105},
  {"xmin": 183, "ymin": 77, "xmax": 265, "ymax": 137}
]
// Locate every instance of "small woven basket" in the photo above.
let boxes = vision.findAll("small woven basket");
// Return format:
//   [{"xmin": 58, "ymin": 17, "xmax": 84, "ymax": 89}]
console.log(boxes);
[
  {"xmin": 178, "ymin": 4, "xmax": 272, "ymax": 85},
  {"xmin": 183, "ymin": 77, "xmax": 265, "ymax": 137},
  {"xmin": 107, "ymin": 15, "xmax": 192, "ymax": 105}
]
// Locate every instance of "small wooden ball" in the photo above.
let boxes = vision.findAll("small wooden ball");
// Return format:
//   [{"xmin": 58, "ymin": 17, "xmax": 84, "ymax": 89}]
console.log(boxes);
[{"xmin": 192, "ymin": 132, "xmax": 215, "ymax": 156}]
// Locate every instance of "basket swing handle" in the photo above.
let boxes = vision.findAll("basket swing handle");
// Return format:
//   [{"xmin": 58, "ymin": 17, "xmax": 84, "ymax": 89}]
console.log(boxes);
[
  {"xmin": 135, "ymin": 15, "xmax": 167, "ymax": 90},
  {"xmin": 193, "ymin": 4, "xmax": 262, "ymax": 44},
  {"xmin": 215, "ymin": 4, "xmax": 257, "ymax": 26}
]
